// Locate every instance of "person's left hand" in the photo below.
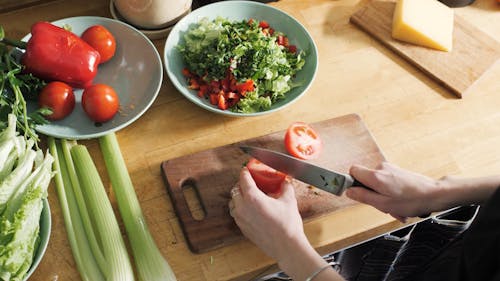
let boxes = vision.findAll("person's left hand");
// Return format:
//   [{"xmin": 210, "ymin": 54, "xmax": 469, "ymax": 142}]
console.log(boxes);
[{"xmin": 228, "ymin": 167, "xmax": 310, "ymax": 262}]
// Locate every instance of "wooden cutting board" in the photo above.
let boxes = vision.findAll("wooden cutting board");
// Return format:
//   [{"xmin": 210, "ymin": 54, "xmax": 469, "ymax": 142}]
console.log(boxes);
[
  {"xmin": 350, "ymin": 1, "xmax": 500, "ymax": 98},
  {"xmin": 161, "ymin": 114, "xmax": 386, "ymax": 253}
]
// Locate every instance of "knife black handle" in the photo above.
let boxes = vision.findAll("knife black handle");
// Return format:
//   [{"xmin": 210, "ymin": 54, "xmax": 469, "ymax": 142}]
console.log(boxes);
[{"xmin": 352, "ymin": 178, "xmax": 368, "ymax": 188}]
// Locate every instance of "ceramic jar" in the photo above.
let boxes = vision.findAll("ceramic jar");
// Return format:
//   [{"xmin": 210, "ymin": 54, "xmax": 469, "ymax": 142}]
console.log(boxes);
[{"xmin": 113, "ymin": 0, "xmax": 192, "ymax": 29}]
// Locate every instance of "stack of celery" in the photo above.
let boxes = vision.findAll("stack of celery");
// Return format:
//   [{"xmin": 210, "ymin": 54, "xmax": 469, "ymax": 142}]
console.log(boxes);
[
  {"xmin": 49, "ymin": 133, "xmax": 177, "ymax": 281},
  {"xmin": 0, "ymin": 114, "xmax": 53, "ymax": 281}
]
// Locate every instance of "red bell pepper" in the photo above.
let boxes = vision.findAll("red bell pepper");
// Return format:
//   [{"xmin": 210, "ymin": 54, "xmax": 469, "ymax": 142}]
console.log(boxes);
[{"xmin": 21, "ymin": 22, "xmax": 101, "ymax": 88}]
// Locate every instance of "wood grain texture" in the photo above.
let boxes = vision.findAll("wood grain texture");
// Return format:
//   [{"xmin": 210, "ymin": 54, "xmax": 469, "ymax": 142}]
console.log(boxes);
[
  {"xmin": 2, "ymin": 0, "xmax": 500, "ymax": 280},
  {"xmin": 0, "ymin": 0, "xmax": 57, "ymax": 13},
  {"xmin": 350, "ymin": 1, "xmax": 500, "ymax": 98},
  {"xmin": 161, "ymin": 114, "xmax": 385, "ymax": 253}
]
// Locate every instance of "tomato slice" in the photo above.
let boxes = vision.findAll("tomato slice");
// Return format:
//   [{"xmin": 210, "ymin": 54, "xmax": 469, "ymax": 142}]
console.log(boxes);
[
  {"xmin": 284, "ymin": 122, "xmax": 323, "ymax": 160},
  {"xmin": 246, "ymin": 158, "xmax": 287, "ymax": 194}
]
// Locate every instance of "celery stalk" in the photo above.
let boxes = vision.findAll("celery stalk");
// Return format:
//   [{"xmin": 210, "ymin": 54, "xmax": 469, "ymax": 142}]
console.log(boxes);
[
  {"xmin": 99, "ymin": 133, "xmax": 177, "ymax": 281},
  {"xmin": 70, "ymin": 144, "xmax": 134, "ymax": 281},
  {"xmin": 60, "ymin": 139, "xmax": 107, "ymax": 274},
  {"xmin": 48, "ymin": 137, "xmax": 105, "ymax": 281}
]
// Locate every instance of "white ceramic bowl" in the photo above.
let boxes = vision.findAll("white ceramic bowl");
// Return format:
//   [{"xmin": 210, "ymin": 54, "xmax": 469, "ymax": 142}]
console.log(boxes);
[{"xmin": 164, "ymin": 1, "xmax": 318, "ymax": 117}]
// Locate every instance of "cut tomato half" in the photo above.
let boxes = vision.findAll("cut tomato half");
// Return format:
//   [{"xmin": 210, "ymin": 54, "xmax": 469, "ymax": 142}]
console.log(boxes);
[
  {"xmin": 246, "ymin": 158, "xmax": 287, "ymax": 194},
  {"xmin": 284, "ymin": 122, "xmax": 323, "ymax": 160}
]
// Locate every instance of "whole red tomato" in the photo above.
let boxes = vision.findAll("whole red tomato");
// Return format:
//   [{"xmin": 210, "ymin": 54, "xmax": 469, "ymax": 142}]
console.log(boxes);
[
  {"xmin": 81, "ymin": 25, "xmax": 116, "ymax": 63},
  {"xmin": 82, "ymin": 84, "xmax": 119, "ymax": 123},
  {"xmin": 285, "ymin": 122, "xmax": 323, "ymax": 160},
  {"xmin": 246, "ymin": 158, "xmax": 287, "ymax": 194},
  {"xmin": 38, "ymin": 81, "xmax": 75, "ymax": 120}
]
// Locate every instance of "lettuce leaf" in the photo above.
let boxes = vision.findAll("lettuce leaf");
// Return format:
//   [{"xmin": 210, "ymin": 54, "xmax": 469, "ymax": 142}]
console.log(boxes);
[{"xmin": 177, "ymin": 17, "xmax": 306, "ymax": 113}]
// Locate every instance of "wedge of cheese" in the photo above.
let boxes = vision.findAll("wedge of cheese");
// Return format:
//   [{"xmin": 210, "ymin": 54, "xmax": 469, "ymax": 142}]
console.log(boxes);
[{"xmin": 392, "ymin": 0, "xmax": 454, "ymax": 52}]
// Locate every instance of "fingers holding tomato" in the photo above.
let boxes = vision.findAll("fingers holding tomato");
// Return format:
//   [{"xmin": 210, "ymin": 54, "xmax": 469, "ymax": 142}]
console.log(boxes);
[
  {"xmin": 246, "ymin": 158, "xmax": 287, "ymax": 195},
  {"xmin": 81, "ymin": 25, "xmax": 116, "ymax": 64},
  {"xmin": 82, "ymin": 84, "xmax": 120, "ymax": 123},
  {"xmin": 38, "ymin": 81, "xmax": 75, "ymax": 120}
]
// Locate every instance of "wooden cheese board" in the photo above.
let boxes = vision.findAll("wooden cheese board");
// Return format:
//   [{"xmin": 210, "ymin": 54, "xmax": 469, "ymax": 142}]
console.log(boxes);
[
  {"xmin": 350, "ymin": 1, "xmax": 500, "ymax": 98},
  {"xmin": 161, "ymin": 114, "xmax": 386, "ymax": 253}
]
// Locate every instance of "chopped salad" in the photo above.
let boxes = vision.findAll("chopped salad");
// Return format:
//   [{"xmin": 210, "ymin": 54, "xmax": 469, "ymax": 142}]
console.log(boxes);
[{"xmin": 177, "ymin": 17, "xmax": 305, "ymax": 113}]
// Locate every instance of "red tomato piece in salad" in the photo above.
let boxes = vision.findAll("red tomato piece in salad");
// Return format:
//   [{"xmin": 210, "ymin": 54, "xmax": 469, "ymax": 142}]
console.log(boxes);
[
  {"xmin": 246, "ymin": 158, "xmax": 287, "ymax": 194},
  {"xmin": 285, "ymin": 122, "xmax": 323, "ymax": 160}
]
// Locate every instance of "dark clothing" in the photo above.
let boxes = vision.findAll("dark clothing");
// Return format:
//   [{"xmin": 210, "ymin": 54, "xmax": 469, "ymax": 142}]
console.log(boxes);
[
  {"xmin": 413, "ymin": 187, "xmax": 500, "ymax": 281},
  {"xmin": 340, "ymin": 187, "xmax": 500, "ymax": 281}
]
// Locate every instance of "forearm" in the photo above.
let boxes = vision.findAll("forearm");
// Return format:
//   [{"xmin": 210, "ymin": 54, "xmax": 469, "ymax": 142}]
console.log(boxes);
[
  {"xmin": 278, "ymin": 236, "xmax": 344, "ymax": 281},
  {"xmin": 432, "ymin": 175, "xmax": 500, "ymax": 211}
]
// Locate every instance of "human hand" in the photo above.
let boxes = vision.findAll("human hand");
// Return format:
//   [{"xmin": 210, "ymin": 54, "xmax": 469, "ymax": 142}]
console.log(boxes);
[
  {"xmin": 229, "ymin": 167, "xmax": 345, "ymax": 281},
  {"xmin": 346, "ymin": 162, "xmax": 441, "ymax": 222},
  {"xmin": 228, "ymin": 167, "xmax": 310, "ymax": 262}
]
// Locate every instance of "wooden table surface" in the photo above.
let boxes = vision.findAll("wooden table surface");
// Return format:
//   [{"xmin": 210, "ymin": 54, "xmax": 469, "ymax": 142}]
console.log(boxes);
[{"xmin": 1, "ymin": 0, "xmax": 500, "ymax": 280}]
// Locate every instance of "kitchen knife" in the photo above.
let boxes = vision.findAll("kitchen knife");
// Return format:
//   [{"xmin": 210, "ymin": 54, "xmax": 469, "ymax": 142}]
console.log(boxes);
[{"xmin": 240, "ymin": 146, "xmax": 367, "ymax": 196}]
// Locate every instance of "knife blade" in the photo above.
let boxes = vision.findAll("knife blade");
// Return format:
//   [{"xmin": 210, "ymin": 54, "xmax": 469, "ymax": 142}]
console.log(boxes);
[{"xmin": 240, "ymin": 145, "xmax": 366, "ymax": 196}]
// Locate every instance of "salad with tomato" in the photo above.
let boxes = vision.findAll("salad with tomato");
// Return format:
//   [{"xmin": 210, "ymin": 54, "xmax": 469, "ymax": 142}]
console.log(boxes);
[{"xmin": 177, "ymin": 17, "xmax": 305, "ymax": 113}]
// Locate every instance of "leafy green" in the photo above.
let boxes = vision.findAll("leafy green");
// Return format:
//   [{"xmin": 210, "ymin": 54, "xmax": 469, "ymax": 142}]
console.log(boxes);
[
  {"xmin": 0, "ymin": 26, "xmax": 49, "ymax": 143},
  {"xmin": 177, "ymin": 17, "xmax": 305, "ymax": 113},
  {"xmin": 0, "ymin": 114, "xmax": 54, "ymax": 281}
]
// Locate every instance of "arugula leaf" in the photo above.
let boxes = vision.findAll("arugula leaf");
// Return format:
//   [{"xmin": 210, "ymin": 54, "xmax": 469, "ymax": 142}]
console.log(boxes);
[{"xmin": 0, "ymin": 26, "xmax": 48, "ymax": 143}]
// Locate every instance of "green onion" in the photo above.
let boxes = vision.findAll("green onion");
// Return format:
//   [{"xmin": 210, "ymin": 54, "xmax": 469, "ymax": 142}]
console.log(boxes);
[
  {"xmin": 99, "ymin": 133, "xmax": 177, "ymax": 281},
  {"xmin": 70, "ymin": 144, "xmax": 134, "ymax": 281}
]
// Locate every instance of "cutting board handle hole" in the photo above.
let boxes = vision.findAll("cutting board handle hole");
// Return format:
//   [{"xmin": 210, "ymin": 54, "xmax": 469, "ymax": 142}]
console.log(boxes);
[{"xmin": 181, "ymin": 179, "xmax": 206, "ymax": 221}]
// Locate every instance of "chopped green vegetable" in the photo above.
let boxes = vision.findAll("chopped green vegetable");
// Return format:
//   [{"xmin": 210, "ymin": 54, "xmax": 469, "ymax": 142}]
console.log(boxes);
[
  {"xmin": 177, "ymin": 17, "xmax": 305, "ymax": 113},
  {"xmin": 99, "ymin": 133, "xmax": 177, "ymax": 281},
  {"xmin": 0, "ymin": 114, "xmax": 53, "ymax": 281}
]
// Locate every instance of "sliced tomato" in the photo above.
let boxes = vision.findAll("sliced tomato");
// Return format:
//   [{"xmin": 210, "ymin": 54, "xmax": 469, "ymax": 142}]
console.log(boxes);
[
  {"xmin": 246, "ymin": 158, "xmax": 287, "ymax": 194},
  {"xmin": 209, "ymin": 93, "xmax": 218, "ymax": 105},
  {"xmin": 277, "ymin": 35, "xmax": 290, "ymax": 47},
  {"xmin": 258, "ymin": 20, "xmax": 270, "ymax": 29},
  {"xmin": 182, "ymin": 68, "xmax": 194, "ymax": 78},
  {"xmin": 226, "ymin": 91, "xmax": 240, "ymax": 108},
  {"xmin": 235, "ymin": 79, "xmax": 254, "ymax": 95},
  {"xmin": 285, "ymin": 122, "xmax": 323, "ymax": 160},
  {"xmin": 198, "ymin": 84, "xmax": 209, "ymax": 98},
  {"xmin": 217, "ymin": 91, "xmax": 228, "ymax": 110}
]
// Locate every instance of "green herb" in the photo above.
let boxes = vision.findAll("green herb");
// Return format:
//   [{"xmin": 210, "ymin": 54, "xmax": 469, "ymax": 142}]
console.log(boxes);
[
  {"xmin": 0, "ymin": 26, "xmax": 49, "ymax": 143},
  {"xmin": 177, "ymin": 17, "xmax": 305, "ymax": 113}
]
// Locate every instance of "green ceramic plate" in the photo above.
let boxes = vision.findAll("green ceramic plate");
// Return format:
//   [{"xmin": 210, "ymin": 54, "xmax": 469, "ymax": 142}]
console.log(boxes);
[
  {"xmin": 23, "ymin": 16, "xmax": 163, "ymax": 139},
  {"xmin": 23, "ymin": 198, "xmax": 51, "ymax": 281},
  {"xmin": 164, "ymin": 1, "xmax": 318, "ymax": 117}
]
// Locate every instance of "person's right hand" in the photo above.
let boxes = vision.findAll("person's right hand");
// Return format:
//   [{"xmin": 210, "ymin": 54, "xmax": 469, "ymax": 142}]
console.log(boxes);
[{"xmin": 346, "ymin": 162, "xmax": 441, "ymax": 222}]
